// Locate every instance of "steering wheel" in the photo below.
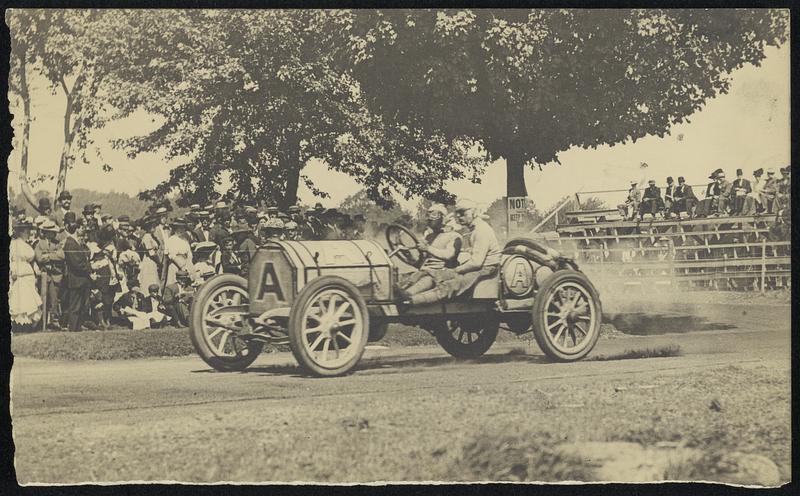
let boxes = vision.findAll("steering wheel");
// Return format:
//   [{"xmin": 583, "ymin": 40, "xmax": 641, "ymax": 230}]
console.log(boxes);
[{"xmin": 385, "ymin": 224, "xmax": 424, "ymax": 268}]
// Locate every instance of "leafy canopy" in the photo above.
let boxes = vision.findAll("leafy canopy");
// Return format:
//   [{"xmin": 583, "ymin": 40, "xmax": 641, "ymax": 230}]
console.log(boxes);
[{"xmin": 344, "ymin": 9, "xmax": 789, "ymax": 194}]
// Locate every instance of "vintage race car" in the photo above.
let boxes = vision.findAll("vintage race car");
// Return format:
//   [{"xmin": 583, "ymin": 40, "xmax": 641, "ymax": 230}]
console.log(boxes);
[{"xmin": 189, "ymin": 225, "xmax": 602, "ymax": 376}]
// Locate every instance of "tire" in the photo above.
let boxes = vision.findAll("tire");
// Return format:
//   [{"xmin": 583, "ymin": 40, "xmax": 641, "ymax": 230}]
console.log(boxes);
[
  {"xmin": 288, "ymin": 276, "xmax": 370, "ymax": 377},
  {"xmin": 532, "ymin": 269, "xmax": 601, "ymax": 362},
  {"xmin": 189, "ymin": 274, "xmax": 263, "ymax": 371},
  {"xmin": 434, "ymin": 318, "xmax": 499, "ymax": 359},
  {"xmin": 368, "ymin": 322, "xmax": 389, "ymax": 342}
]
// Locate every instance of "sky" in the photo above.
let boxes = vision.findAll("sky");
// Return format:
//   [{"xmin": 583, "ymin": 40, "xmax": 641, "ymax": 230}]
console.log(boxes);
[{"xmin": 7, "ymin": 44, "xmax": 789, "ymax": 213}]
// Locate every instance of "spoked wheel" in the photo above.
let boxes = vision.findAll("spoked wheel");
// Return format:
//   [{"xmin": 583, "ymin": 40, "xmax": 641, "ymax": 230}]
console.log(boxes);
[
  {"xmin": 189, "ymin": 274, "xmax": 263, "ymax": 371},
  {"xmin": 532, "ymin": 270, "xmax": 601, "ymax": 361},
  {"xmin": 434, "ymin": 318, "xmax": 499, "ymax": 359},
  {"xmin": 288, "ymin": 276, "xmax": 369, "ymax": 377}
]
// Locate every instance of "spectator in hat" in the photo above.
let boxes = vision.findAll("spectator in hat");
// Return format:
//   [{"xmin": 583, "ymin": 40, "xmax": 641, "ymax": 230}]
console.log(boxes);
[
  {"xmin": 762, "ymin": 168, "xmax": 778, "ymax": 214},
  {"xmin": 776, "ymin": 166, "xmax": 791, "ymax": 215},
  {"xmin": 37, "ymin": 196, "xmax": 53, "ymax": 218},
  {"xmin": 231, "ymin": 222, "xmax": 257, "ymax": 277},
  {"xmin": 162, "ymin": 270, "xmax": 193, "ymax": 327},
  {"xmin": 671, "ymin": 177, "xmax": 697, "ymax": 219},
  {"xmin": 696, "ymin": 170, "xmax": 722, "ymax": 217},
  {"xmin": 91, "ymin": 224, "xmax": 121, "ymax": 330},
  {"xmin": 54, "ymin": 191, "xmax": 73, "ymax": 226},
  {"xmin": 116, "ymin": 238, "xmax": 142, "ymax": 294},
  {"xmin": 716, "ymin": 171, "xmax": 733, "ymax": 216},
  {"xmin": 34, "ymin": 220, "xmax": 65, "ymax": 329},
  {"xmin": 61, "ymin": 212, "xmax": 95, "ymax": 331},
  {"xmin": 618, "ymin": 180, "xmax": 641, "ymax": 221},
  {"xmin": 139, "ymin": 215, "xmax": 163, "ymax": 291},
  {"xmin": 10, "ymin": 218, "xmax": 42, "ymax": 327},
  {"xmin": 92, "ymin": 202, "xmax": 104, "ymax": 226},
  {"xmin": 215, "ymin": 233, "xmax": 243, "ymax": 275},
  {"xmin": 639, "ymin": 180, "xmax": 662, "ymax": 220},
  {"xmin": 164, "ymin": 218, "xmax": 195, "ymax": 286},
  {"xmin": 663, "ymin": 177, "xmax": 676, "ymax": 219},
  {"xmin": 730, "ymin": 168, "xmax": 752, "ymax": 215}
]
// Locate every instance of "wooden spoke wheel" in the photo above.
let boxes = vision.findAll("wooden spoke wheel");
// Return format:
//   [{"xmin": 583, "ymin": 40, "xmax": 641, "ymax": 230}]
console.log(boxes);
[
  {"xmin": 434, "ymin": 318, "xmax": 499, "ymax": 359},
  {"xmin": 190, "ymin": 274, "xmax": 263, "ymax": 371},
  {"xmin": 288, "ymin": 276, "xmax": 369, "ymax": 377},
  {"xmin": 532, "ymin": 270, "xmax": 601, "ymax": 362}
]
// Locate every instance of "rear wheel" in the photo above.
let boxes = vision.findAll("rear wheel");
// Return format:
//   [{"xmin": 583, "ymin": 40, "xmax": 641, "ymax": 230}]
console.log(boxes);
[
  {"xmin": 434, "ymin": 318, "xmax": 499, "ymax": 359},
  {"xmin": 532, "ymin": 270, "xmax": 601, "ymax": 361},
  {"xmin": 190, "ymin": 274, "xmax": 263, "ymax": 371},
  {"xmin": 288, "ymin": 276, "xmax": 369, "ymax": 377}
]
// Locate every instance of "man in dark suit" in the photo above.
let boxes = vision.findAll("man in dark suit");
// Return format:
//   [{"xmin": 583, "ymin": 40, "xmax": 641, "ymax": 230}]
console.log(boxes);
[
  {"xmin": 638, "ymin": 180, "xmax": 662, "ymax": 220},
  {"xmin": 731, "ymin": 168, "xmax": 752, "ymax": 215},
  {"xmin": 61, "ymin": 212, "xmax": 95, "ymax": 331},
  {"xmin": 663, "ymin": 177, "xmax": 675, "ymax": 219},
  {"xmin": 671, "ymin": 176, "xmax": 697, "ymax": 219}
]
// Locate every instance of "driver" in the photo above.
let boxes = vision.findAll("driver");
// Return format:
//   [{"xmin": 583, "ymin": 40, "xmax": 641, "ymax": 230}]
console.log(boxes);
[
  {"xmin": 397, "ymin": 204, "xmax": 463, "ymax": 295},
  {"xmin": 399, "ymin": 199, "xmax": 500, "ymax": 305}
]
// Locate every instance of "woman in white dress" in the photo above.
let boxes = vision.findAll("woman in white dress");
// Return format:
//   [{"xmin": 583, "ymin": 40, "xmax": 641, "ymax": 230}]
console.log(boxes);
[{"xmin": 10, "ymin": 219, "xmax": 43, "ymax": 327}]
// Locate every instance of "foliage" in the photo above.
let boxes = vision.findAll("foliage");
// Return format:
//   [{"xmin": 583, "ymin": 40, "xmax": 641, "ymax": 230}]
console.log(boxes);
[
  {"xmin": 9, "ymin": 188, "xmax": 150, "ymax": 220},
  {"xmin": 7, "ymin": 9, "xmax": 138, "ymax": 199},
  {"xmin": 344, "ymin": 9, "xmax": 789, "ymax": 195},
  {"xmin": 105, "ymin": 10, "xmax": 489, "ymax": 209}
]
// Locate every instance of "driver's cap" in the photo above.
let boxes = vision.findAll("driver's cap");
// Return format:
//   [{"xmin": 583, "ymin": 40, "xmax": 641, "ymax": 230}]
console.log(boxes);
[{"xmin": 454, "ymin": 198, "xmax": 477, "ymax": 212}]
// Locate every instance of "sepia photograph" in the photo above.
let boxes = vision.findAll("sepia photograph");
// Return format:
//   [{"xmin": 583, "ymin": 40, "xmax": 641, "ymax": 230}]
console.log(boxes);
[{"xmin": 4, "ymin": 7, "xmax": 792, "ymax": 486}]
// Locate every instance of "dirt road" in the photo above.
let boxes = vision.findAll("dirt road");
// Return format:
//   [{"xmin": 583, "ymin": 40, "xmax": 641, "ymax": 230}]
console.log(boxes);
[{"xmin": 11, "ymin": 302, "xmax": 791, "ymax": 483}]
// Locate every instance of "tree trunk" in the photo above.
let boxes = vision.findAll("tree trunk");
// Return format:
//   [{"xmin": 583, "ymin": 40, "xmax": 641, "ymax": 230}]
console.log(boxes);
[
  {"xmin": 505, "ymin": 149, "xmax": 528, "ymax": 197},
  {"xmin": 54, "ymin": 95, "xmax": 75, "ymax": 202},
  {"xmin": 16, "ymin": 48, "xmax": 40, "ymax": 213},
  {"xmin": 280, "ymin": 134, "xmax": 301, "ymax": 209}
]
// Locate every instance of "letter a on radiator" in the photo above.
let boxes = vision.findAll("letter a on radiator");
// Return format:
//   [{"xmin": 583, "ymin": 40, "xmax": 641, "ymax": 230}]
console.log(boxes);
[{"xmin": 257, "ymin": 262, "xmax": 285, "ymax": 301}]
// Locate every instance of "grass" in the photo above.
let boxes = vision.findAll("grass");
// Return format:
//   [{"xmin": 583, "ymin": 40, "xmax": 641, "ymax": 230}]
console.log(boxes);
[{"xmin": 588, "ymin": 344, "xmax": 682, "ymax": 362}]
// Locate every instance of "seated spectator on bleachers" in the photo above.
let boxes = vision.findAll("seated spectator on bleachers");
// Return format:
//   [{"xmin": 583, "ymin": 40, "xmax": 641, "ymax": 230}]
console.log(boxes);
[
  {"xmin": 716, "ymin": 171, "xmax": 733, "ymax": 215},
  {"xmin": 730, "ymin": 168, "xmax": 752, "ymax": 215},
  {"xmin": 663, "ymin": 177, "xmax": 675, "ymax": 219},
  {"xmin": 617, "ymin": 180, "xmax": 640, "ymax": 220},
  {"xmin": 671, "ymin": 176, "xmax": 697, "ymax": 219},
  {"xmin": 638, "ymin": 179, "xmax": 662, "ymax": 220},
  {"xmin": 762, "ymin": 168, "xmax": 778, "ymax": 214},
  {"xmin": 776, "ymin": 165, "xmax": 791, "ymax": 215},
  {"xmin": 696, "ymin": 169, "xmax": 722, "ymax": 217}
]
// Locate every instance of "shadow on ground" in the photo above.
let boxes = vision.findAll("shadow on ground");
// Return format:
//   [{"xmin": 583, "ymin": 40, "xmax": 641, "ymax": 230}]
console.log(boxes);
[{"xmin": 193, "ymin": 351, "xmax": 551, "ymax": 378}]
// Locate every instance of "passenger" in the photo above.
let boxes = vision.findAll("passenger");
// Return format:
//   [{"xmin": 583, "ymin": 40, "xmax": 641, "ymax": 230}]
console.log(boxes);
[{"xmin": 399, "ymin": 199, "xmax": 500, "ymax": 306}]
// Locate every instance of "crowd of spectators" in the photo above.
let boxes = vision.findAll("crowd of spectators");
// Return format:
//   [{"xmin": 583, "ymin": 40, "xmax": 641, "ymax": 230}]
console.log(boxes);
[
  {"xmin": 617, "ymin": 166, "xmax": 790, "ymax": 221},
  {"xmin": 9, "ymin": 193, "xmax": 369, "ymax": 332}
]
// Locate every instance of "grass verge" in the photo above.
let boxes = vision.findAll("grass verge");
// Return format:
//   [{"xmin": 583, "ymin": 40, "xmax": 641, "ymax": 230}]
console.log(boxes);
[{"xmin": 12, "ymin": 322, "xmax": 624, "ymax": 361}]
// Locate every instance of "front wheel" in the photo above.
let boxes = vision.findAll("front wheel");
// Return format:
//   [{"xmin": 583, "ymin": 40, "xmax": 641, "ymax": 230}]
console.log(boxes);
[
  {"xmin": 288, "ymin": 276, "xmax": 370, "ymax": 377},
  {"xmin": 434, "ymin": 318, "xmax": 499, "ymax": 359},
  {"xmin": 532, "ymin": 270, "xmax": 601, "ymax": 361},
  {"xmin": 189, "ymin": 274, "xmax": 263, "ymax": 371}
]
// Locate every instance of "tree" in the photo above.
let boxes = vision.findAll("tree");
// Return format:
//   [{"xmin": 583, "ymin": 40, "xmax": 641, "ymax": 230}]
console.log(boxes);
[
  {"xmin": 109, "ymin": 10, "xmax": 489, "ymax": 209},
  {"xmin": 344, "ymin": 9, "xmax": 789, "ymax": 197},
  {"xmin": 7, "ymin": 9, "xmax": 136, "ymax": 203}
]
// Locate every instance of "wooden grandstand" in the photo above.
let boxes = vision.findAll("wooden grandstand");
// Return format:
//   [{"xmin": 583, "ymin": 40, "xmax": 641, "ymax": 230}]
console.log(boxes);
[{"xmin": 545, "ymin": 191, "xmax": 790, "ymax": 292}]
